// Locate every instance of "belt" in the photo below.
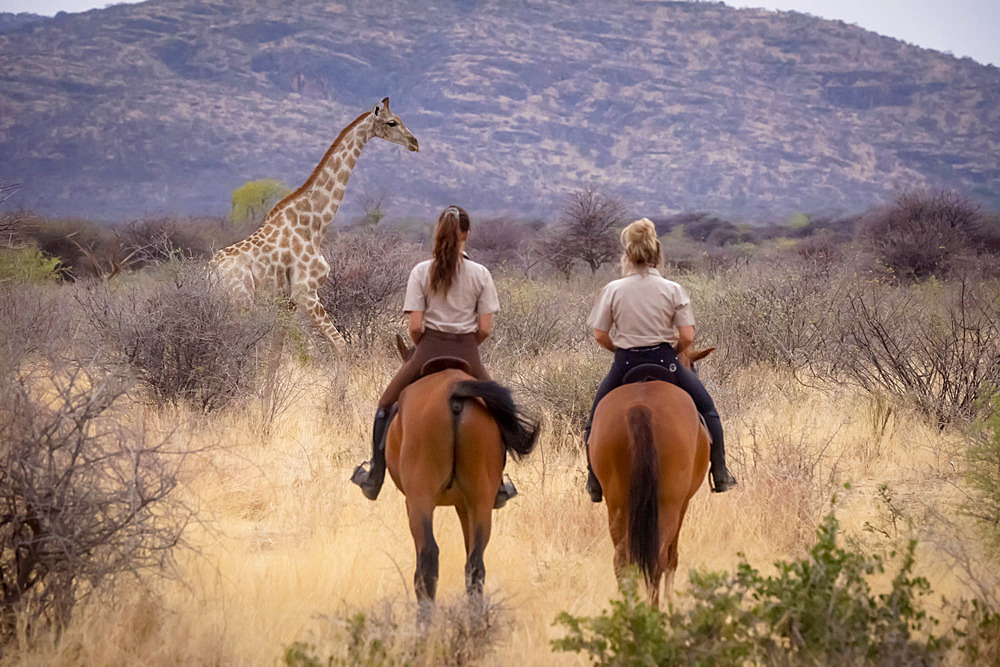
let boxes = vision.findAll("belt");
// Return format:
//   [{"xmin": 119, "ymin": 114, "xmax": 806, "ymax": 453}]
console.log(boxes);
[
  {"xmin": 423, "ymin": 329, "xmax": 477, "ymax": 342},
  {"xmin": 625, "ymin": 342, "xmax": 674, "ymax": 352}
]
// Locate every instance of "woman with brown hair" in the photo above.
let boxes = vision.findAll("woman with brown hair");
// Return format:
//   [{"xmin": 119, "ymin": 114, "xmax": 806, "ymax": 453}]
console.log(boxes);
[
  {"xmin": 583, "ymin": 218, "xmax": 737, "ymax": 501},
  {"xmin": 351, "ymin": 205, "xmax": 502, "ymax": 501}
]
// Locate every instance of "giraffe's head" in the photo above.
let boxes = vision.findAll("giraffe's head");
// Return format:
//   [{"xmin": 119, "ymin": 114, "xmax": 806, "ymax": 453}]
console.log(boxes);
[{"xmin": 371, "ymin": 97, "xmax": 419, "ymax": 152}]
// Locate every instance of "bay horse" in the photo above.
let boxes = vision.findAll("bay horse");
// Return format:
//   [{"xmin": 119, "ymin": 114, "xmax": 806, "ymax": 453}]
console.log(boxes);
[
  {"xmin": 588, "ymin": 349, "xmax": 714, "ymax": 607},
  {"xmin": 385, "ymin": 336, "xmax": 539, "ymax": 608}
]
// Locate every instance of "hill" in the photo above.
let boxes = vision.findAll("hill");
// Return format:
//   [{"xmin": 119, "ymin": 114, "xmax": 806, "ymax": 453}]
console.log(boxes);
[{"xmin": 1, "ymin": 0, "xmax": 998, "ymax": 223}]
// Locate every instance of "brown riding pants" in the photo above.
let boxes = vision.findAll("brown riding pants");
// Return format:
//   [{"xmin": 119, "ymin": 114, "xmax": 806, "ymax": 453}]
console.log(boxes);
[{"xmin": 378, "ymin": 329, "xmax": 490, "ymax": 409}]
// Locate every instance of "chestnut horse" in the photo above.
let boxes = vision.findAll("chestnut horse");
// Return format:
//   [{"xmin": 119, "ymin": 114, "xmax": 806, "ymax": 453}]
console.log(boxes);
[
  {"xmin": 589, "ymin": 351, "xmax": 713, "ymax": 607},
  {"xmin": 385, "ymin": 339, "xmax": 538, "ymax": 607}
]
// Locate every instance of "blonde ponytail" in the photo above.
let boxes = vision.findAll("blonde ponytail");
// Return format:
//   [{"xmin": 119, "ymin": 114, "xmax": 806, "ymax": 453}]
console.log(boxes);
[{"xmin": 620, "ymin": 217, "xmax": 662, "ymax": 275}]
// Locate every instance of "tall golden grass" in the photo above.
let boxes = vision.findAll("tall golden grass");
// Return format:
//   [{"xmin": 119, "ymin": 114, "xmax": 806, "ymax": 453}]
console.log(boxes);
[{"xmin": 5, "ymin": 339, "xmax": 989, "ymax": 666}]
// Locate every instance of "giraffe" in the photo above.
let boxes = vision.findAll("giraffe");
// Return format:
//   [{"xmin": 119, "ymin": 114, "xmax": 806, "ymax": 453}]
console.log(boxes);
[{"xmin": 212, "ymin": 97, "xmax": 419, "ymax": 358}]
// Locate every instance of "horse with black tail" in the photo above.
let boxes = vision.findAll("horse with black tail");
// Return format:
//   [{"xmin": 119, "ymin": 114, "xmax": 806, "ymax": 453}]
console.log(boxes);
[
  {"xmin": 589, "ymin": 361, "xmax": 711, "ymax": 608},
  {"xmin": 385, "ymin": 342, "xmax": 538, "ymax": 610}
]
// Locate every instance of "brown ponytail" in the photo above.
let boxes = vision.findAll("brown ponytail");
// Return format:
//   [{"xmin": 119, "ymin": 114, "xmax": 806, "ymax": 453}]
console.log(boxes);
[{"xmin": 430, "ymin": 205, "xmax": 471, "ymax": 294}]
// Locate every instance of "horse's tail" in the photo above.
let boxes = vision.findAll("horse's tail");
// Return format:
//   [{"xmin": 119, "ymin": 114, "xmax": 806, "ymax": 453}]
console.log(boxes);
[
  {"xmin": 451, "ymin": 380, "xmax": 539, "ymax": 460},
  {"xmin": 627, "ymin": 405, "xmax": 659, "ymax": 587}
]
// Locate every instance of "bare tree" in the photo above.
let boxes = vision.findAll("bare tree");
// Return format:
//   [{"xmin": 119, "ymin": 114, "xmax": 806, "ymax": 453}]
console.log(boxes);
[
  {"xmin": 0, "ymin": 335, "xmax": 190, "ymax": 639},
  {"xmin": 0, "ymin": 183, "xmax": 25, "ymax": 247},
  {"xmin": 546, "ymin": 185, "xmax": 628, "ymax": 274}
]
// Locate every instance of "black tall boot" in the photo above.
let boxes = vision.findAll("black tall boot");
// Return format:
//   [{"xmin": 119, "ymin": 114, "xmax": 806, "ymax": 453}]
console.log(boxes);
[
  {"xmin": 350, "ymin": 407, "xmax": 390, "ymax": 500},
  {"xmin": 583, "ymin": 425, "xmax": 603, "ymax": 503},
  {"xmin": 703, "ymin": 410, "xmax": 737, "ymax": 493}
]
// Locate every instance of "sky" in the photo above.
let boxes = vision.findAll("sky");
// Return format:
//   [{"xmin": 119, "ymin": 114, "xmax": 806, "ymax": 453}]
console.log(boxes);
[{"xmin": 1, "ymin": 0, "xmax": 998, "ymax": 68}]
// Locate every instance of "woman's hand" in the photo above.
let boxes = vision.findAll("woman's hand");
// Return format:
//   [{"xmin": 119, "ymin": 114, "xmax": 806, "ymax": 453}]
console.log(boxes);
[
  {"xmin": 593, "ymin": 329, "xmax": 615, "ymax": 352},
  {"xmin": 476, "ymin": 312, "xmax": 493, "ymax": 345},
  {"xmin": 408, "ymin": 310, "xmax": 424, "ymax": 345}
]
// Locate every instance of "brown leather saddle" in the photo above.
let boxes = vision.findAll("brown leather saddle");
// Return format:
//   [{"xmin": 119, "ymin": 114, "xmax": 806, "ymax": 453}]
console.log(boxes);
[
  {"xmin": 622, "ymin": 362, "xmax": 680, "ymax": 386},
  {"xmin": 619, "ymin": 363, "xmax": 712, "ymax": 443},
  {"xmin": 419, "ymin": 356, "xmax": 473, "ymax": 378}
]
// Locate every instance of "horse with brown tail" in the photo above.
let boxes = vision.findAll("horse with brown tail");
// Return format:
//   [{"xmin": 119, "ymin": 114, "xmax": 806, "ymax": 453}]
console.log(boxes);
[
  {"xmin": 385, "ymin": 336, "xmax": 539, "ymax": 610},
  {"xmin": 589, "ymin": 352, "xmax": 713, "ymax": 607}
]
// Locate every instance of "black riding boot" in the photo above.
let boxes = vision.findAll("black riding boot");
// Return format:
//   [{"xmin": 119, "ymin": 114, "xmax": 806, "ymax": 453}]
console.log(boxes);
[
  {"xmin": 350, "ymin": 407, "xmax": 390, "ymax": 500},
  {"xmin": 704, "ymin": 410, "xmax": 737, "ymax": 493},
  {"xmin": 583, "ymin": 425, "xmax": 603, "ymax": 503},
  {"xmin": 493, "ymin": 475, "xmax": 518, "ymax": 509}
]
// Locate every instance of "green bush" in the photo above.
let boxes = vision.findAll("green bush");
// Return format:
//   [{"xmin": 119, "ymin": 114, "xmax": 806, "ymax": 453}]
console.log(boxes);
[
  {"xmin": 0, "ymin": 246, "xmax": 61, "ymax": 284},
  {"xmin": 230, "ymin": 179, "xmax": 290, "ymax": 224},
  {"xmin": 553, "ymin": 509, "xmax": 946, "ymax": 666},
  {"xmin": 962, "ymin": 387, "xmax": 1000, "ymax": 556}
]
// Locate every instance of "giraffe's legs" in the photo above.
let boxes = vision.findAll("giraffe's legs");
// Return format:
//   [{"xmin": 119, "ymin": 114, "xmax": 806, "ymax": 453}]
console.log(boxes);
[{"xmin": 294, "ymin": 289, "xmax": 347, "ymax": 359}]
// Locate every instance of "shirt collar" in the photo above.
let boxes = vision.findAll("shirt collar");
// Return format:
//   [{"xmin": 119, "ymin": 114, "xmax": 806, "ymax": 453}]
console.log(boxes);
[{"xmin": 624, "ymin": 266, "xmax": 661, "ymax": 278}]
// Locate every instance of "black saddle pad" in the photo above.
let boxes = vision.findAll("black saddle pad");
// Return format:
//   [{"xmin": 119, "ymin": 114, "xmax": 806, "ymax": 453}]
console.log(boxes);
[
  {"xmin": 420, "ymin": 356, "xmax": 473, "ymax": 377},
  {"xmin": 621, "ymin": 362, "xmax": 679, "ymax": 386}
]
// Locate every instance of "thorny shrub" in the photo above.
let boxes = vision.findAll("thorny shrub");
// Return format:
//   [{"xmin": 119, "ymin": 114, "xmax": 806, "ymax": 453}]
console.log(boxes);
[
  {"xmin": 319, "ymin": 229, "xmax": 417, "ymax": 349},
  {"xmin": 693, "ymin": 259, "xmax": 838, "ymax": 378},
  {"xmin": 79, "ymin": 259, "xmax": 275, "ymax": 412},
  {"xmin": 0, "ymin": 300, "xmax": 188, "ymax": 642},
  {"xmin": 832, "ymin": 276, "xmax": 1000, "ymax": 424},
  {"xmin": 858, "ymin": 190, "xmax": 1000, "ymax": 282},
  {"xmin": 487, "ymin": 276, "xmax": 591, "ymax": 359}
]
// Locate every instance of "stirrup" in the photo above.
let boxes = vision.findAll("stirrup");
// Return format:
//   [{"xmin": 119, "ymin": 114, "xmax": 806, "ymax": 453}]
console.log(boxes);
[
  {"xmin": 586, "ymin": 468, "xmax": 603, "ymax": 503},
  {"xmin": 350, "ymin": 461, "xmax": 383, "ymax": 500},
  {"xmin": 709, "ymin": 469, "xmax": 738, "ymax": 494},
  {"xmin": 494, "ymin": 476, "xmax": 518, "ymax": 509}
]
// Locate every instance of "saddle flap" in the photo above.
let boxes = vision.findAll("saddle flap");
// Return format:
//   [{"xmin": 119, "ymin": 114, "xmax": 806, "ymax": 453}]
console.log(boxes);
[
  {"xmin": 420, "ymin": 356, "xmax": 473, "ymax": 377},
  {"xmin": 622, "ymin": 362, "xmax": 679, "ymax": 386}
]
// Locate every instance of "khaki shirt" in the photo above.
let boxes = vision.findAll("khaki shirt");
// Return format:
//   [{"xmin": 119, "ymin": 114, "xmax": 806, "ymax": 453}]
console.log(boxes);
[
  {"xmin": 587, "ymin": 268, "xmax": 695, "ymax": 349},
  {"xmin": 403, "ymin": 257, "xmax": 500, "ymax": 334}
]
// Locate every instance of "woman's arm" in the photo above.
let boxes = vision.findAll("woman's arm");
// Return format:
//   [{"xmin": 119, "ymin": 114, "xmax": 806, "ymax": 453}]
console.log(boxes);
[
  {"xmin": 676, "ymin": 325, "xmax": 695, "ymax": 352},
  {"xmin": 408, "ymin": 310, "xmax": 424, "ymax": 345},
  {"xmin": 476, "ymin": 312, "xmax": 493, "ymax": 345},
  {"xmin": 593, "ymin": 328, "xmax": 615, "ymax": 352},
  {"xmin": 676, "ymin": 324, "xmax": 695, "ymax": 367}
]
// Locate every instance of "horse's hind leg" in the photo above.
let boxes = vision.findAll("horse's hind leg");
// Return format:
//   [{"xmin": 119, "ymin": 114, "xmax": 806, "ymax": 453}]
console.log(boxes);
[
  {"xmin": 406, "ymin": 497, "xmax": 439, "ymax": 610},
  {"xmin": 657, "ymin": 506, "xmax": 683, "ymax": 607},
  {"xmin": 457, "ymin": 500, "xmax": 492, "ymax": 598},
  {"xmin": 607, "ymin": 505, "xmax": 629, "ymax": 587}
]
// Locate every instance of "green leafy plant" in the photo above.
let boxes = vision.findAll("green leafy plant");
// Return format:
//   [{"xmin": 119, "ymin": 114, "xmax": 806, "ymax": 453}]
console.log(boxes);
[
  {"xmin": 962, "ymin": 386, "xmax": 1000, "ymax": 556},
  {"xmin": 0, "ymin": 246, "xmax": 61, "ymax": 284},
  {"xmin": 230, "ymin": 179, "xmax": 291, "ymax": 224},
  {"xmin": 553, "ymin": 508, "xmax": 946, "ymax": 665}
]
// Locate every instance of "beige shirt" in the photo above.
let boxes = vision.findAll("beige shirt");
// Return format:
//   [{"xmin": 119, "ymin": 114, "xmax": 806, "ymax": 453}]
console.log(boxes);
[
  {"xmin": 587, "ymin": 268, "xmax": 695, "ymax": 349},
  {"xmin": 403, "ymin": 256, "xmax": 500, "ymax": 334}
]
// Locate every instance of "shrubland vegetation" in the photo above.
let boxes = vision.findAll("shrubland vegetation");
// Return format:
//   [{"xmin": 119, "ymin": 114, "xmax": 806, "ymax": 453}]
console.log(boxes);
[{"xmin": 0, "ymin": 188, "xmax": 998, "ymax": 664}]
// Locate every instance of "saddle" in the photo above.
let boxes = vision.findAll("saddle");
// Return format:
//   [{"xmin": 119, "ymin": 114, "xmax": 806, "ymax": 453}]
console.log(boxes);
[
  {"xmin": 622, "ymin": 362, "xmax": 679, "ymax": 386},
  {"xmin": 420, "ymin": 356, "xmax": 473, "ymax": 378},
  {"xmin": 620, "ymin": 363, "xmax": 712, "ymax": 444}
]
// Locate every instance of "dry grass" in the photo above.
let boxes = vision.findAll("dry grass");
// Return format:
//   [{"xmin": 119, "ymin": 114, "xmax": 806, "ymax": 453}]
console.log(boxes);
[{"xmin": 3, "ymin": 341, "xmax": 988, "ymax": 666}]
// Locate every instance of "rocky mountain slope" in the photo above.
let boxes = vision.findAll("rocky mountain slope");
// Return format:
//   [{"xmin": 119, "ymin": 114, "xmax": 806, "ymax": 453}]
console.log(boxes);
[{"xmin": 1, "ymin": 0, "xmax": 998, "ymax": 223}]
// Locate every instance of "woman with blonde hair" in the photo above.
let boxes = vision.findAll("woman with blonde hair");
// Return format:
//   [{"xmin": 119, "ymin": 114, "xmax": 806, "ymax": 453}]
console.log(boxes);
[
  {"xmin": 351, "ymin": 205, "xmax": 513, "ymax": 504},
  {"xmin": 583, "ymin": 218, "xmax": 737, "ymax": 501}
]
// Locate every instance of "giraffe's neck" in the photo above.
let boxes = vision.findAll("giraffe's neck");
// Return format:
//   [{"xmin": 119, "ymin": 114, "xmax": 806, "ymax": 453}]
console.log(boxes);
[{"xmin": 277, "ymin": 112, "xmax": 374, "ymax": 240}]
